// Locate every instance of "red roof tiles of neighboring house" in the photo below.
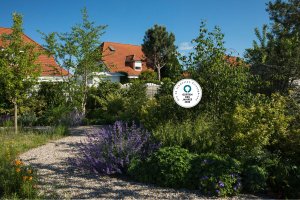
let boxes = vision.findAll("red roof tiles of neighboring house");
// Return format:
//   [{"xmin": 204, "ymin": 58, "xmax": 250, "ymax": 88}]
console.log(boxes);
[
  {"xmin": 0, "ymin": 27, "xmax": 69, "ymax": 77},
  {"xmin": 101, "ymin": 42, "xmax": 153, "ymax": 76}
]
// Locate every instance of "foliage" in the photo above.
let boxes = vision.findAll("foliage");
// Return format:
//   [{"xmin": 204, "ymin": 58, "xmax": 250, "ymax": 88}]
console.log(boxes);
[
  {"xmin": 188, "ymin": 154, "xmax": 241, "ymax": 197},
  {"xmin": 160, "ymin": 54, "xmax": 182, "ymax": 81},
  {"xmin": 74, "ymin": 121, "xmax": 158, "ymax": 175},
  {"xmin": 141, "ymin": 95, "xmax": 192, "ymax": 131},
  {"xmin": 0, "ymin": 127, "xmax": 68, "ymax": 198},
  {"xmin": 0, "ymin": 13, "xmax": 41, "ymax": 133},
  {"xmin": 0, "ymin": 158, "xmax": 37, "ymax": 199},
  {"xmin": 86, "ymin": 81, "xmax": 147, "ymax": 124},
  {"xmin": 241, "ymin": 165, "xmax": 268, "ymax": 193},
  {"xmin": 128, "ymin": 146, "xmax": 194, "ymax": 188},
  {"xmin": 142, "ymin": 24, "xmax": 177, "ymax": 81},
  {"xmin": 155, "ymin": 77, "xmax": 174, "ymax": 97},
  {"xmin": 37, "ymin": 82, "xmax": 67, "ymax": 109},
  {"xmin": 245, "ymin": 0, "xmax": 300, "ymax": 95},
  {"xmin": 183, "ymin": 21, "xmax": 252, "ymax": 120},
  {"xmin": 225, "ymin": 93, "xmax": 292, "ymax": 162},
  {"xmin": 121, "ymin": 81, "xmax": 147, "ymax": 122},
  {"xmin": 153, "ymin": 116, "xmax": 221, "ymax": 154},
  {"xmin": 139, "ymin": 70, "xmax": 157, "ymax": 82},
  {"xmin": 41, "ymin": 7, "xmax": 107, "ymax": 115},
  {"xmin": 266, "ymin": 159, "xmax": 300, "ymax": 198},
  {"xmin": 19, "ymin": 111, "xmax": 37, "ymax": 127}
]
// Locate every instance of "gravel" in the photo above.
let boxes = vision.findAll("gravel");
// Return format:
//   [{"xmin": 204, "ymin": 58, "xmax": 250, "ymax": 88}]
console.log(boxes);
[{"xmin": 19, "ymin": 126, "xmax": 263, "ymax": 199}]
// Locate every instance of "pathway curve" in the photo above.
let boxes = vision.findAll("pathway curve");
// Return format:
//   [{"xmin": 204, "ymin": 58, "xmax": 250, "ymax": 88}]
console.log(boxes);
[{"xmin": 20, "ymin": 126, "xmax": 260, "ymax": 199}]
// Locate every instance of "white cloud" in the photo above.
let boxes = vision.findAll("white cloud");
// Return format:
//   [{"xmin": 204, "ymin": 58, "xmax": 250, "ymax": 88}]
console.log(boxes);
[{"xmin": 178, "ymin": 42, "xmax": 193, "ymax": 51}]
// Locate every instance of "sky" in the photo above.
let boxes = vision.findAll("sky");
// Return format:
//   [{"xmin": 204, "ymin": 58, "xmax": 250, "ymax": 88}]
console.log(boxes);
[{"xmin": 0, "ymin": 0, "xmax": 271, "ymax": 57}]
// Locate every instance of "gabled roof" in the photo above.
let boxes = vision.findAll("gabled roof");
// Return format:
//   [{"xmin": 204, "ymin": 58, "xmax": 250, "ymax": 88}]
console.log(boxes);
[
  {"xmin": 0, "ymin": 27, "xmax": 69, "ymax": 77},
  {"xmin": 101, "ymin": 42, "xmax": 153, "ymax": 76}
]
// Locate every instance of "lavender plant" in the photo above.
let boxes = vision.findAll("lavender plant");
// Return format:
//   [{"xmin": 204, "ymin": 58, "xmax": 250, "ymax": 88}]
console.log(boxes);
[{"xmin": 75, "ymin": 121, "xmax": 158, "ymax": 175}]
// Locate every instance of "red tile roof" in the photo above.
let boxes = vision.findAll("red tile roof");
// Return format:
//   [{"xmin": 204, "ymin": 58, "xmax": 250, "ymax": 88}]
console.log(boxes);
[
  {"xmin": 0, "ymin": 27, "xmax": 69, "ymax": 77},
  {"xmin": 101, "ymin": 42, "xmax": 153, "ymax": 76}
]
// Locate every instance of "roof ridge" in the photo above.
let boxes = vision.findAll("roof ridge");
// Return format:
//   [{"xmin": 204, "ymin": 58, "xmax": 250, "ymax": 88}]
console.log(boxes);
[
  {"xmin": 0, "ymin": 27, "xmax": 12, "ymax": 30},
  {"xmin": 0, "ymin": 27, "xmax": 42, "ymax": 47},
  {"xmin": 104, "ymin": 41, "xmax": 141, "ymax": 47}
]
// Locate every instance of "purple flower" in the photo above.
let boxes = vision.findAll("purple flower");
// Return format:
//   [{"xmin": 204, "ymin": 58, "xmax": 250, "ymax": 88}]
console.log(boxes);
[
  {"xmin": 218, "ymin": 180, "xmax": 225, "ymax": 187},
  {"xmin": 72, "ymin": 121, "xmax": 159, "ymax": 175},
  {"xmin": 216, "ymin": 189, "xmax": 220, "ymax": 195},
  {"xmin": 233, "ymin": 186, "xmax": 238, "ymax": 191}
]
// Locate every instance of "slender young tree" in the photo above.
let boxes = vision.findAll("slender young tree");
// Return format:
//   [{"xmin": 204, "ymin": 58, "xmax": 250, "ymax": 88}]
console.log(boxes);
[
  {"xmin": 41, "ymin": 8, "xmax": 107, "ymax": 115},
  {"xmin": 142, "ymin": 25, "xmax": 176, "ymax": 81},
  {"xmin": 0, "ymin": 13, "xmax": 41, "ymax": 133}
]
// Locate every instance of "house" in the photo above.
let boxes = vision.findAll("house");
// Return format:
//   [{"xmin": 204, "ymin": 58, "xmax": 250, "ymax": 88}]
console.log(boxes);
[
  {"xmin": 88, "ymin": 42, "xmax": 153, "ymax": 86},
  {"xmin": 0, "ymin": 27, "xmax": 69, "ymax": 82}
]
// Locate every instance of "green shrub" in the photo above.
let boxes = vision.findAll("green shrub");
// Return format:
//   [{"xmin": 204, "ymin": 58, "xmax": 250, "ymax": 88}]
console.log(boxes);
[
  {"xmin": 241, "ymin": 165, "xmax": 268, "ymax": 193},
  {"xmin": 226, "ymin": 93, "xmax": 292, "ymax": 162},
  {"xmin": 121, "ymin": 81, "xmax": 147, "ymax": 122},
  {"xmin": 267, "ymin": 160, "xmax": 300, "ymax": 198},
  {"xmin": 189, "ymin": 154, "xmax": 241, "ymax": 197},
  {"xmin": 19, "ymin": 111, "xmax": 37, "ymax": 127},
  {"xmin": 128, "ymin": 146, "xmax": 195, "ymax": 188},
  {"xmin": 153, "ymin": 116, "xmax": 221, "ymax": 154},
  {"xmin": 139, "ymin": 70, "xmax": 158, "ymax": 82},
  {"xmin": 141, "ymin": 95, "xmax": 192, "ymax": 130},
  {"xmin": 86, "ymin": 81, "xmax": 147, "ymax": 124}
]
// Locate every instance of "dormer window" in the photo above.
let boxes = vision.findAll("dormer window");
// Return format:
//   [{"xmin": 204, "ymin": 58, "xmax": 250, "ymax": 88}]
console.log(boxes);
[
  {"xmin": 125, "ymin": 54, "xmax": 142, "ymax": 71},
  {"xmin": 134, "ymin": 61, "xmax": 142, "ymax": 71}
]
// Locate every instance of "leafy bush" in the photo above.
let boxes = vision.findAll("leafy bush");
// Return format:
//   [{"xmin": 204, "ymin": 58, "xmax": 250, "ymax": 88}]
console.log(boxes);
[
  {"xmin": 267, "ymin": 160, "xmax": 300, "ymax": 198},
  {"xmin": 188, "ymin": 154, "xmax": 241, "ymax": 197},
  {"xmin": 241, "ymin": 165, "xmax": 268, "ymax": 193},
  {"xmin": 153, "ymin": 116, "xmax": 221, "ymax": 154},
  {"xmin": 121, "ymin": 81, "xmax": 148, "ymax": 122},
  {"xmin": 226, "ymin": 93, "xmax": 292, "ymax": 162},
  {"xmin": 128, "ymin": 146, "xmax": 195, "ymax": 188},
  {"xmin": 139, "ymin": 70, "xmax": 158, "ymax": 82},
  {"xmin": 86, "ymin": 81, "xmax": 147, "ymax": 124},
  {"xmin": 74, "ymin": 121, "xmax": 158, "ymax": 175},
  {"xmin": 141, "ymin": 95, "xmax": 193, "ymax": 131},
  {"xmin": 19, "ymin": 111, "xmax": 37, "ymax": 127}
]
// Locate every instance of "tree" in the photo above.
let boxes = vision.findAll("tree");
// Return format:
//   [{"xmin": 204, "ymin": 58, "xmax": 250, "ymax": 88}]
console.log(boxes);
[
  {"xmin": 184, "ymin": 22, "xmax": 252, "ymax": 119},
  {"xmin": 0, "ymin": 13, "xmax": 41, "ymax": 133},
  {"xmin": 160, "ymin": 53, "xmax": 182, "ymax": 81},
  {"xmin": 41, "ymin": 8, "xmax": 107, "ymax": 115},
  {"xmin": 142, "ymin": 25, "xmax": 176, "ymax": 81},
  {"xmin": 245, "ymin": 0, "xmax": 300, "ymax": 95}
]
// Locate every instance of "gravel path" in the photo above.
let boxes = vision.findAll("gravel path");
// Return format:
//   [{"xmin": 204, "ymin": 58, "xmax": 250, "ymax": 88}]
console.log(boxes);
[{"xmin": 19, "ymin": 126, "xmax": 261, "ymax": 199}]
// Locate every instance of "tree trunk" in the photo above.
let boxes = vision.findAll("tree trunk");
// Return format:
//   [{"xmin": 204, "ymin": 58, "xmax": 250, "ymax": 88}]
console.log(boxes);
[
  {"xmin": 157, "ymin": 66, "xmax": 161, "ymax": 81},
  {"xmin": 13, "ymin": 99, "xmax": 18, "ymax": 134},
  {"xmin": 81, "ymin": 75, "xmax": 88, "ymax": 116}
]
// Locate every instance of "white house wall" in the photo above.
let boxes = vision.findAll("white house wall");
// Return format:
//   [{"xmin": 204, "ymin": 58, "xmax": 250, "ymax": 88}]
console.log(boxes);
[{"xmin": 38, "ymin": 76, "xmax": 66, "ymax": 82}]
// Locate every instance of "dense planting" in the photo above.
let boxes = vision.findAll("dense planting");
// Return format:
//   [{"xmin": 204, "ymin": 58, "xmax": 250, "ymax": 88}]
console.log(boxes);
[{"xmin": 1, "ymin": 1, "xmax": 300, "ymax": 198}]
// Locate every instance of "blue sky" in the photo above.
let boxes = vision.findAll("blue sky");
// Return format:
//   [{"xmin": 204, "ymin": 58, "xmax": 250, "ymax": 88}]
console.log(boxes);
[{"xmin": 1, "ymin": 0, "xmax": 270, "ymax": 57}]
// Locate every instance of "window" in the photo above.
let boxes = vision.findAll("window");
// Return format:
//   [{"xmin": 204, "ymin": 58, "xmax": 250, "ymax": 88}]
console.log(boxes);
[
  {"xmin": 134, "ymin": 61, "xmax": 142, "ymax": 71},
  {"xmin": 134, "ymin": 66, "xmax": 142, "ymax": 70}
]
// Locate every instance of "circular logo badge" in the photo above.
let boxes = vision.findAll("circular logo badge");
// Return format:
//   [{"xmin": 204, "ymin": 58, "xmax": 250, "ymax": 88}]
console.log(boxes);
[{"xmin": 173, "ymin": 79, "xmax": 202, "ymax": 108}]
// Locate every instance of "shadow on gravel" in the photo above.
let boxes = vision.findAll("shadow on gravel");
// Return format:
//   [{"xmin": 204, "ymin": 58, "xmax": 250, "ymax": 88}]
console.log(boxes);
[{"xmin": 25, "ymin": 126, "xmax": 264, "ymax": 199}]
